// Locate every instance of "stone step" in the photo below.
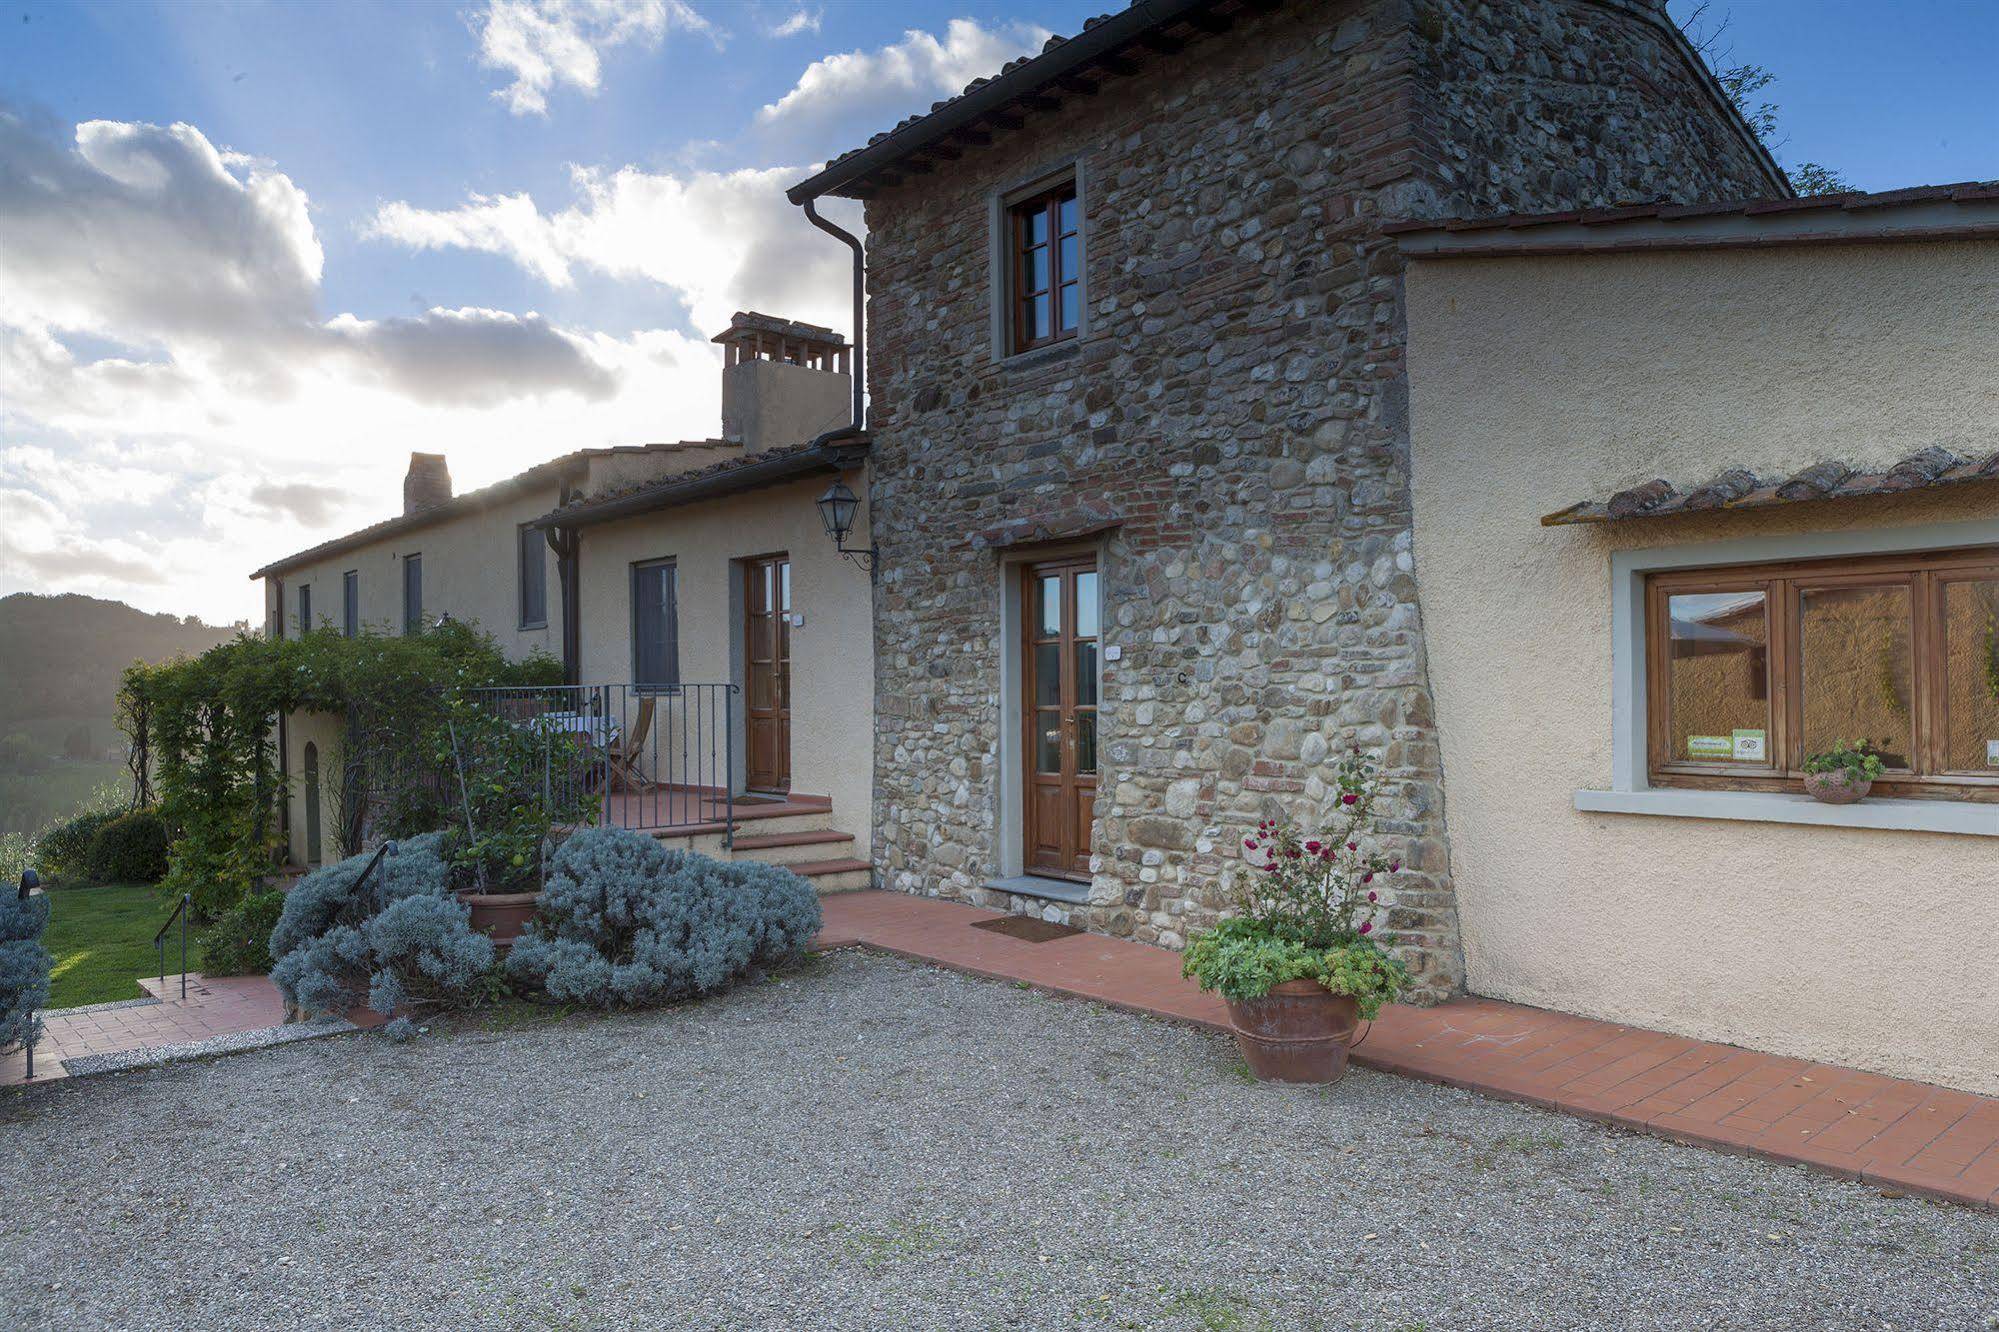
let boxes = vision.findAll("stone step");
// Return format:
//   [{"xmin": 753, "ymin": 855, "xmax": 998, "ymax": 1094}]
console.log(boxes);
[
  {"xmin": 788, "ymin": 857, "xmax": 873, "ymax": 893},
  {"xmin": 650, "ymin": 808, "xmax": 835, "ymax": 855},
  {"xmin": 726, "ymin": 828, "xmax": 857, "ymax": 865}
]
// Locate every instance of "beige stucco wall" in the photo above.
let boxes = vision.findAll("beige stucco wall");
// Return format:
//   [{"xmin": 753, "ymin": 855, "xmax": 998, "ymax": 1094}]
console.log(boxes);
[
  {"xmin": 1404, "ymin": 239, "xmax": 1999, "ymax": 1093},
  {"xmin": 267, "ymin": 483, "xmax": 565, "ymax": 864},
  {"xmin": 575, "ymin": 469, "xmax": 874, "ymax": 855}
]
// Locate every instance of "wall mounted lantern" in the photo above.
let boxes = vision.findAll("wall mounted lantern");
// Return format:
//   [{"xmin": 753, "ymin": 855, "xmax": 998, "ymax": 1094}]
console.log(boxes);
[{"xmin": 816, "ymin": 480, "xmax": 877, "ymax": 573}]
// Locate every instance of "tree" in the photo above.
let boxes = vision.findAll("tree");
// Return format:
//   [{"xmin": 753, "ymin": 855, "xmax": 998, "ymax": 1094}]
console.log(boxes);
[{"xmin": 1681, "ymin": 3, "xmax": 1850, "ymax": 195}]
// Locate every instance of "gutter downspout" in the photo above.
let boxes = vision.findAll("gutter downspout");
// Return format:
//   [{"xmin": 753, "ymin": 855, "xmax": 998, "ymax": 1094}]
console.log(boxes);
[
  {"xmin": 800, "ymin": 197, "xmax": 866, "ymax": 448},
  {"xmin": 546, "ymin": 485, "xmax": 582, "ymax": 687}
]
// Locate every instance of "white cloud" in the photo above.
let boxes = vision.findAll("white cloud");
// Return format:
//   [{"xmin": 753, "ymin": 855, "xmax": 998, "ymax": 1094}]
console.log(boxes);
[
  {"xmin": 766, "ymin": 8, "xmax": 820, "ymax": 39},
  {"xmin": 755, "ymin": 18, "xmax": 1049, "ymax": 135},
  {"xmin": 366, "ymin": 164, "xmax": 862, "ymax": 337},
  {"xmin": 0, "ymin": 111, "xmax": 722, "ymax": 624},
  {"xmin": 474, "ymin": 0, "xmax": 717, "ymax": 116}
]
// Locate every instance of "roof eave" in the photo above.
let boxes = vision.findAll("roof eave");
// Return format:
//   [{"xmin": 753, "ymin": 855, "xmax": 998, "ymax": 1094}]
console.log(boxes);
[
  {"xmin": 786, "ymin": 0, "xmax": 1220, "ymax": 204},
  {"xmin": 539, "ymin": 441, "xmax": 869, "ymax": 531}
]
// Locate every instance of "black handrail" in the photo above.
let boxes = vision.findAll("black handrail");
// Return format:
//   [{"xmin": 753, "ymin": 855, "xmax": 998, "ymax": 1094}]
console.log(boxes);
[
  {"xmin": 153, "ymin": 892, "xmax": 190, "ymax": 1000},
  {"xmin": 351, "ymin": 840, "xmax": 398, "ymax": 913}
]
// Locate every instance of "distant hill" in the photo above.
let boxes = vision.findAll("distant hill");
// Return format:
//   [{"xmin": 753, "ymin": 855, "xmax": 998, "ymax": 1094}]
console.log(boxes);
[{"xmin": 0, "ymin": 592, "xmax": 242, "ymax": 729}]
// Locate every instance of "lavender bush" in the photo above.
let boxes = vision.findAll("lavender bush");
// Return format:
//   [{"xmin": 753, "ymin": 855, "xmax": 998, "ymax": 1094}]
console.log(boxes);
[{"xmin": 507, "ymin": 826, "xmax": 819, "ymax": 1008}]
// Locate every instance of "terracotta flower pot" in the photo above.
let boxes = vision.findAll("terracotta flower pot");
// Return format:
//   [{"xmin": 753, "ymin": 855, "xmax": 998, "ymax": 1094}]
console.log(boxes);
[
  {"xmin": 1803, "ymin": 769, "xmax": 1872, "ymax": 805},
  {"xmin": 457, "ymin": 889, "xmax": 540, "ymax": 948},
  {"xmin": 1224, "ymin": 979, "xmax": 1361, "ymax": 1083}
]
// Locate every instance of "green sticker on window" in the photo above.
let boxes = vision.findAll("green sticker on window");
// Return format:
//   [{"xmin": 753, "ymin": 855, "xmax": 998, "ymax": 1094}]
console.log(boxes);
[
  {"xmin": 1732, "ymin": 729, "xmax": 1768, "ymax": 762},
  {"xmin": 1686, "ymin": 735, "xmax": 1732, "ymax": 759}
]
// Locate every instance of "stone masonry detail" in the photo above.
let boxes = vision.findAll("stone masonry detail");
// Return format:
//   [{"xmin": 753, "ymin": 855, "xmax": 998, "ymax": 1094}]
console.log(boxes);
[{"xmin": 860, "ymin": 0, "xmax": 1777, "ymax": 1000}]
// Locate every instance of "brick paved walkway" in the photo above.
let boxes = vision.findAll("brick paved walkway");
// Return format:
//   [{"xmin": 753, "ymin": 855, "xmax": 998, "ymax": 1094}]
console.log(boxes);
[
  {"xmin": 815, "ymin": 891, "xmax": 1999, "ymax": 1211},
  {"xmin": 1, "ymin": 974, "xmax": 286, "ymax": 1088}
]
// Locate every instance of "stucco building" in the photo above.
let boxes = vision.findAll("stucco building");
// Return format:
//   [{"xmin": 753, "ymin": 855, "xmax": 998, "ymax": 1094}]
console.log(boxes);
[{"xmin": 786, "ymin": 0, "xmax": 1786, "ymax": 1000}]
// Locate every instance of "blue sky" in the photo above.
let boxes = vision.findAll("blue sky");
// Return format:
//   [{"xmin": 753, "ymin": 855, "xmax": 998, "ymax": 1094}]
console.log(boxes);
[{"xmin": 0, "ymin": 0, "xmax": 1993, "ymax": 624}]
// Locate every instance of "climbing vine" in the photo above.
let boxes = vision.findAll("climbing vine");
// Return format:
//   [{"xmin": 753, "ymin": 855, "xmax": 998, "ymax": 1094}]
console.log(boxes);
[{"xmin": 118, "ymin": 621, "xmax": 559, "ymax": 919}]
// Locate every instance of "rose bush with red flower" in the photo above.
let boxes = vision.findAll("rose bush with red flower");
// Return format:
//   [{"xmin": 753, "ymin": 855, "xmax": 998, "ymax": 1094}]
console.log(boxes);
[{"xmin": 1181, "ymin": 749, "xmax": 1410, "ymax": 1015}]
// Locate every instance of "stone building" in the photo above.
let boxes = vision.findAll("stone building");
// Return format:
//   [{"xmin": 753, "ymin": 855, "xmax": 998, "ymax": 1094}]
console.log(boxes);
[{"xmin": 787, "ymin": 0, "xmax": 1786, "ymax": 999}]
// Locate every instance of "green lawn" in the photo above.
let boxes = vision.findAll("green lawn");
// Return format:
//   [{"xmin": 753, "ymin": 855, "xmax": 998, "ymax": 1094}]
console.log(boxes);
[{"xmin": 43, "ymin": 882, "xmax": 181, "ymax": 1008}]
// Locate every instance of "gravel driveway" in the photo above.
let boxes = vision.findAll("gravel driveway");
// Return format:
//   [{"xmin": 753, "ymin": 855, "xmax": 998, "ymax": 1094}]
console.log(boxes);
[{"xmin": 3, "ymin": 951, "xmax": 1994, "ymax": 1331}]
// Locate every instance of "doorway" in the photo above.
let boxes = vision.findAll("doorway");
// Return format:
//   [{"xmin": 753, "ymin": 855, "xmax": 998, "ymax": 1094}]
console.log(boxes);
[
  {"xmin": 303, "ymin": 741, "xmax": 322, "ymax": 866},
  {"xmin": 743, "ymin": 553, "xmax": 792, "ymax": 793},
  {"xmin": 1021, "ymin": 556, "xmax": 1098, "ymax": 880}
]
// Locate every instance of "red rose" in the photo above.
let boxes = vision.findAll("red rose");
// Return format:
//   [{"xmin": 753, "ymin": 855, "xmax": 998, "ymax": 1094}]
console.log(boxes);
[{"xmin": 1359, "ymin": 921, "xmax": 1373, "ymax": 935}]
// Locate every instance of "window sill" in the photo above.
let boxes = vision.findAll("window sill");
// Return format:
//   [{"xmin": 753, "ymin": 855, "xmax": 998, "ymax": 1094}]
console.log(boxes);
[
  {"xmin": 1574, "ymin": 788, "xmax": 1999, "ymax": 837},
  {"xmin": 996, "ymin": 340, "xmax": 1081, "ymax": 374},
  {"xmin": 983, "ymin": 873, "xmax": 1092, "ymax": 904}
]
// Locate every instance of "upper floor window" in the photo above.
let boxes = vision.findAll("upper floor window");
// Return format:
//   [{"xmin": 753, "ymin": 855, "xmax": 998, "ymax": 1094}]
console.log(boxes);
[
  {"xmin": 342, "ymin": 571, "xmax": 359, "ymax": 638},
  {"xmin": 1647, "ymin": 545, "xmax": 1999, "ymax": 801},
  {"xmin": 631, "ymin": 558, "xmax": 679, "ymax": 691},
  {"xmin": 402, "ymin": 554, "xmax": 423, "ymax": 635},
  {"xmin": 519, "ymin": 524, "xmax": 548, "ymax": 630},
  {"xmin": 297, "ymin": 583, "xmax": 312, "ymax": 635},
  {"xmin": 1009, "ymin": 181, "xmax": 1080, "ymax": 355}
]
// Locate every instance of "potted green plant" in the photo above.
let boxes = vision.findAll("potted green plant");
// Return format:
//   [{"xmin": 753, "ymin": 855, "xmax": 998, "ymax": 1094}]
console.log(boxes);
[
  {"xmin": 1182, "ymin": 750, "xmax": 1411, "ymax": 1083},
  {"xmin": 1801, "ymin": 738, "xmax": 1885, "ymax": 805}
]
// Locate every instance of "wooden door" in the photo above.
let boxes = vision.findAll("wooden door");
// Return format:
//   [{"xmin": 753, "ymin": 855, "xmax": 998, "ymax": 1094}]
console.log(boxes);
[
  {"xmin": 744, "ymin": 555, "xmax": 792, "ymax": 792},
  {"xmin": 1022, "ymin": 558, "xmax": 1099, "ymax": 880}
]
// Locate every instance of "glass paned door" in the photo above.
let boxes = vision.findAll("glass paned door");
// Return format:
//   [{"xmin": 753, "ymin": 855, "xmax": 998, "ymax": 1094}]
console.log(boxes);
[
  {"xmin": 744, "ymin": 554, "xmax": 792, "ymax": 792},
  {"xmin": 1022, "ymin": 558, "xmax": 1099, "ymax": 880}
]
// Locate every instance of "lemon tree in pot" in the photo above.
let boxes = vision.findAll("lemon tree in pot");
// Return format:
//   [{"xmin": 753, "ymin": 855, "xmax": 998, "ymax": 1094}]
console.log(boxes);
[{"xmin": 1182, "ymin": 750, "xmax": 1410, "ymax": 1083}]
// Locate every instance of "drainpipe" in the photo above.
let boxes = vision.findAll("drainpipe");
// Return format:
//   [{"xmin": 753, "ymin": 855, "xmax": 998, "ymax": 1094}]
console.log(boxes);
[
  {"xmin": 800, "ymin": 197, "xmax": 866, "ymax": 447},
  {"xmin": 545, "ymin": 485, "xmax": 583, "ymax": 686}
]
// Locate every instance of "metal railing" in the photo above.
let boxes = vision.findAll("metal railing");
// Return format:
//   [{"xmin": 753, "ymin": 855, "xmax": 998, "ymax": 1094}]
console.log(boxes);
[
  {"xmin": 464, "ymin": 683, "xmax": 739, "ymax": 844},
  {"xmin": 154, "ymin": 892, "xmax": 190, "ymax": 1000}
]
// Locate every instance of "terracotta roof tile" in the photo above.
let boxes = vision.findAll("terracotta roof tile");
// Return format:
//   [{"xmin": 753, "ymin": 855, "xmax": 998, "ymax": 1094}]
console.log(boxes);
[{"xmin": 1541, "ymin": 448, "xmax": 1999, "ymax": 527}]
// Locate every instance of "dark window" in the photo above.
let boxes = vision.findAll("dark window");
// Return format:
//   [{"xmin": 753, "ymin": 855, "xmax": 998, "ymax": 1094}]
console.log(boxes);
[
  {"xmin": 519, "ymin": 524, "xmax": 548, "ymax": 629},
  {"xmin": 1646, "ymin": 545, "xmax": 1999, "ymax": 801},
  {"xmin": 631, "ymin": 559, "xmax": 679, "ymax": 690},
  {"xmin": 298, "ymin": 583, "xmax": 312, "ymax": 635},
  {"xmin": 342, "ymin": 571, "xmax": 359, "ymax": 638},
  {"xmin": 402, "ymin": 554, "xmax": 423, "ymax": 635},
  {"xmin": 1009, "ymin": 181, "xmax": 1080, "ymax": 354},
  {"xmin": 271, "ymin": 580, "xmax": 285, "ymax": 641}
]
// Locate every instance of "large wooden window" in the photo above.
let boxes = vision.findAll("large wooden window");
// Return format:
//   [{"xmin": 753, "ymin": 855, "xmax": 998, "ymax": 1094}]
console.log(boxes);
[
  {"xmin": 1646, "ymin": 546, "xmax": 1999, "ymax": 801},
  {"xmin": 1008, "ymin": 181, "xmax": 1080, "ymax": 354}
]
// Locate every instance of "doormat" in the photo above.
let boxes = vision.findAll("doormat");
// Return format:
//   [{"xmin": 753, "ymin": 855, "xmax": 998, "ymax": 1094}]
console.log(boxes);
[{"xmin": 971, "ymin": 916, "xmax": 1082, "ymax": 944}]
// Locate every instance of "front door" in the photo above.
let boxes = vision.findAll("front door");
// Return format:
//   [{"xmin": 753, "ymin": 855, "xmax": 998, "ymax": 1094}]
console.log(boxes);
[
  {"xmin": 1022, "ymin": 557, "xmax": 1098, "ymax": 880},
  {"xmin": 744, "ymin": 554, "xmax": 792, "ymax": 792}
]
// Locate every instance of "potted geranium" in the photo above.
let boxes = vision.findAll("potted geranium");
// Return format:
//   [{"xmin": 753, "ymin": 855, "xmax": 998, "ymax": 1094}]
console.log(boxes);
[
  {"xmin": 1182, "ymin": 750, "xmax": 1411, "ymax": 1083},
  {"xmin": 1802, "ymin": 738, "xmax": 1885, "ymax": 805}
]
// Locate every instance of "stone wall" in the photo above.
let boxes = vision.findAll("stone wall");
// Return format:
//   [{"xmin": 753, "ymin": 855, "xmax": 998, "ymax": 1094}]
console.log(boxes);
[{"xmin": 859, "ymin": 0, "xmax": 1781, "ymax": 1000}]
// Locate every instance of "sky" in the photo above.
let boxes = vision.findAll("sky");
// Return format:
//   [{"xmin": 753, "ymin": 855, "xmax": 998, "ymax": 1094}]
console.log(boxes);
[{"xmin": 0, "ymin": 0, "xmax": 1993, "ymax": 627}]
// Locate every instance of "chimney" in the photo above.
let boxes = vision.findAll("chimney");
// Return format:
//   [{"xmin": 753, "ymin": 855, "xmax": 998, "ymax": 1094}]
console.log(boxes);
[
  {"xmin": 404, "ymin": 452, "xmax": 452, "ymax": 514},
  {"xmin": 712, "ymin": 312, "xmax": 852, "ymax": 455}
]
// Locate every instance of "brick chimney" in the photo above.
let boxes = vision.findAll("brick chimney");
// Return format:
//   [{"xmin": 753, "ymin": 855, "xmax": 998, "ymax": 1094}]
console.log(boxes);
[
  {"xmin": 712, "ymin": 312, "xmax": 852, "ymax": 454},
  {"xmin": 404, "ymin": 452, "xmax": 452, "ymax": 514}
]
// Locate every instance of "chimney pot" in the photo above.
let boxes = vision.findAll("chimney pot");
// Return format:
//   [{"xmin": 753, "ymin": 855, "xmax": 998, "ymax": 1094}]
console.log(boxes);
[
  {"xmin": 711, "ymin": 312, "xmax": 852, "ymax": 454},
  {"xmin": 404, "ymin": 452, "xmax": 452, "ymax": 514}
]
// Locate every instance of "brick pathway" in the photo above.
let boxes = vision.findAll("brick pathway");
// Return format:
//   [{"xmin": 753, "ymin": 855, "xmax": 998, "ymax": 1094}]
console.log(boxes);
[
  {"xmin": 815, "ymin": 891, "xmax": 1999, "ymax": 1212},
  {"xmin": 1, "ymin": 974, "xmax": 286, "ymax": 1088}
]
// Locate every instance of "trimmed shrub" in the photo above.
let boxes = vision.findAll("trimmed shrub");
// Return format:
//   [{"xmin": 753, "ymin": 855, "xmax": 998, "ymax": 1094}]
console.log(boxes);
[
  {"xmin": 86, "ymin": 808, "xmax": 171, "ymax": 884},
  {"xmin": 267, "ymin": 830, "xmax": 492, "ymax": 1020},
  {"xmin": 35, "ymin": 810, "xmax": 119, "ymax": 882},
  {"xmin": 198, "ymin": 889, "xmax": 286, "ymax": 976},
  {"xmin": 268, "ymin": 831, "xmax": 451, "ymax": 961},
  {"xmin": 0, "ymin": 889, "xmax": 52, "ymax": 1055},
  {"xmin": 508, "ymin": 826, "xmax": 819, "ymax": 1008}
]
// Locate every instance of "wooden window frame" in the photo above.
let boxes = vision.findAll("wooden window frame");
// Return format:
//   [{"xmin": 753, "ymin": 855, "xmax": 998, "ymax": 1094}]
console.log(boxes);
[
  {"xmin": 518, "ymin": 523, "xmax": 548, "ymax": 631},
  {"xmin": 1007, "ymin": 180, "xmax": 1081, "ymax": 355},
  {"xmin": 1645, "ymin": 544, "xmax": 1999, "ymax": 802},
  {"xmin": 402, "ymin": 553, "xmax": 423, "ymax": 636},
  {"xmin": 629, "ymin": 557, "xmax": 680, "ymax": 694}
]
